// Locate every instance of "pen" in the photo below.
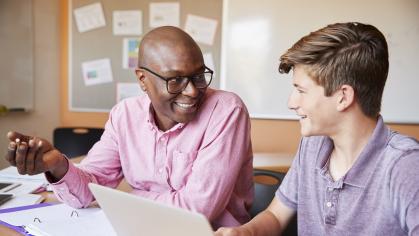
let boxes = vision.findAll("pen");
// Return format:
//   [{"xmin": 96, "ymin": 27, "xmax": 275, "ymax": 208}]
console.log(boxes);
[{"xmin": 3, "ymin": 183, "xmax": 22, "ymax": 193}]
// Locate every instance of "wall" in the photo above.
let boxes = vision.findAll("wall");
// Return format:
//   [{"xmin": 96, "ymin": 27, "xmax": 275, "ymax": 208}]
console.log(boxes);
[
  {"xmin": 0, "ymin": 0, "xmax": 61, "ymax": 169},
  {"xmin": 59, "ymin": 0, "xmax": 419, "ymax": 157}
]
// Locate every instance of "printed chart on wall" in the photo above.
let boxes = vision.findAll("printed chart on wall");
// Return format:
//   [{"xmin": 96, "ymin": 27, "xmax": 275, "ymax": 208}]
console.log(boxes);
[{"xmin": 69, "ymin": 0, "xmax": 222, "ymax": 112}]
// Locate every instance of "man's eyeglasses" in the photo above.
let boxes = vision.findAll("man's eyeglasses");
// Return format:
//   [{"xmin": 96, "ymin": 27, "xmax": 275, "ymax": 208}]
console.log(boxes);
[{"xmin": 139, "ymin": 66, "xmax": 213, "ymax": 94}]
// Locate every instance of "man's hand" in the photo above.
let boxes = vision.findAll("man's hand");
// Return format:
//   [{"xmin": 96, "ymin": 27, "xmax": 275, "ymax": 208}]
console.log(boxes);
[
  {"xmin": 4, "ymin": 131, "xmax": 68, "ymax": 180},
  {"xmin": 214, "ymin": 227, "xmax": 252, "ymax": 236}
]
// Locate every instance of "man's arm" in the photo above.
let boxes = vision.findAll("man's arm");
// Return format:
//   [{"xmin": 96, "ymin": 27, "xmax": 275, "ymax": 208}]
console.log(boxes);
[
  {"xmin": 48, "ymin": 109, "xmax": 123, "ymax": 208},
  {"xmin": 215, "ymin": 197, "xmax": 296, "ymax": 236}
]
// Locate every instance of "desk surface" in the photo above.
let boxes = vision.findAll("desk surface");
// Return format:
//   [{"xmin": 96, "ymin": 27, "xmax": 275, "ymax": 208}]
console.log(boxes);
[{"xmin": 0, "ymin": 153, "xmax": 294, "ymax": 234}]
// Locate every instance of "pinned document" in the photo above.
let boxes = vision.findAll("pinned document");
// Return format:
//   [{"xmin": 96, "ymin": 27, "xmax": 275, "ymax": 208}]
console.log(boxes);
[
  {"xmin": 73, "ymin": 2, "xmax": 106, "ymax": 33},
  {"xmin": 184, "ymin": 14, "xmax": 218, "ymax": 45},
  {"xmin": 113, "ymin": 11, "xmax": 143, "ymax": 36},
  {"xmin": 81, "ymin": 58, "xmax": 114, "ymax": 86},
  {"xmin": 149, "ymin": 2, "xmax": 180, "ymax": 27}
]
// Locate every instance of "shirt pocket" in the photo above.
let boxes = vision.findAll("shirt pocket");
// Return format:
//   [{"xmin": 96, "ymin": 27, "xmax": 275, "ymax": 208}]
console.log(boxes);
[{"xmin": 168, "ymin": 150, "xmax": 197, "ymax": 190}]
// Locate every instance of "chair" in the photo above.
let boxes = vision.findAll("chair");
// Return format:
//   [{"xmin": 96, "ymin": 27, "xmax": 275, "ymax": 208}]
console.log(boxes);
[
  {"xmin": 250, "ymin": 169, "xmax": 298, "ymax": 236},
  {"xmin": 53, "ymin": 127, "xmax": 104, "ymax": 158}
]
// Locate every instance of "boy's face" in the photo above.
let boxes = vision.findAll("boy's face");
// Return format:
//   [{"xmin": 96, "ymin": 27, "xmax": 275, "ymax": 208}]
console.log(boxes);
[{"xmin": 288, "ymin": 66, "xmax": 340, "ymax": 137}]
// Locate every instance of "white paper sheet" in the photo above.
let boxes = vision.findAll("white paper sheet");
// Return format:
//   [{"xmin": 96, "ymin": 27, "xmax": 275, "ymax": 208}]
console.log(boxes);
[
  {"xmin": 0, "ymin": 166, "xmax": 47, "ymax": 195},
  {"xmin": 81, "ymin": 58, "xmax": 113, "ymax": 86},
  {"xmin": 73, "ymin": 2, "xmax": 106, "ymax": 33},
  {"xmin": 122, "ymin": 38, "xmax": 140, "ymax": 69},
  {"xmin": 0, "ymin": 194, "xmax": 44, "ymax": 210},
  {"xmin": 184, "ymin": 14, "xmax": 218, "ymax": 45},
  {"xmin": 0, "ymin": 204, "xmax": 116, "ymax": 236},
  {"xmin": 149, "ymin": 2, "xmax": 180, "ymax": 27},
  {"xmin": 116, "ymin": 82, "xmax": 142, "ymax": 103},
  {"xmin": 113, "ymin": 10, "xmax": 142, "ymax": 35}
]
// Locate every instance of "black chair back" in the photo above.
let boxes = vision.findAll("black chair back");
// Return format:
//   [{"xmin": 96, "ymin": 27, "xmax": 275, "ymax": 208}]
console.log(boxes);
[
  {"xmin": 251, "ymin": 169, "xmax": 298, "ymax": 236},
  {"xmin": 53, "ymin": 127, "xmax": 104, "ymax": 158}
]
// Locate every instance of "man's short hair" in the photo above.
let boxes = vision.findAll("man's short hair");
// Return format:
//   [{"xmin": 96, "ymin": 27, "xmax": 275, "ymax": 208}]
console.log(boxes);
[{"xmin": 279, "ymin": 22, "xmax": 389, "ymax": 118}]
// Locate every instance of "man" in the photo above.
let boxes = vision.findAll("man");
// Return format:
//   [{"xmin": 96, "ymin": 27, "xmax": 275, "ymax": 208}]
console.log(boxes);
[
  {"xmin": 5, "ymin": 26, "xmax": 253, "ymax": 229},
  {"xmin": 216, "ymin": 22, "xmax": 419, "ymax": 235}
]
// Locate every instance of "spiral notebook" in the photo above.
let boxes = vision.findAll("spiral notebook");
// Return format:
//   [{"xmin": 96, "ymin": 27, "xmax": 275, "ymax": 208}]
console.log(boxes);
[{"xmin": 0, "ymin": 203, "xmax": 116, "ymax": 236}]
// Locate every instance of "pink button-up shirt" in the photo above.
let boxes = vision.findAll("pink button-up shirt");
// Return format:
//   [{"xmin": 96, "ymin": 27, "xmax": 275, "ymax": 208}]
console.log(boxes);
[{"xmin": 50, "ymin": 88, "xmax": 253, "ymax": 228}]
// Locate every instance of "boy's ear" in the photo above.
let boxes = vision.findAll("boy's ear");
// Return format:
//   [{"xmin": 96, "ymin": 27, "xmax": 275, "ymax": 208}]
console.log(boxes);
[
  {"xmin": 135, "ymin": 69, "xmax": 147, "ymax": 91},
  {"xmin": 336, "ymin": 85, "xmax": 355, "ymax": 111}
]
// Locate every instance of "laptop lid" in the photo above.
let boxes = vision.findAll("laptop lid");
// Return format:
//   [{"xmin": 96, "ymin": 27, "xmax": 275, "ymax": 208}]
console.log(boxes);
[{"xmin": 88, "ymin": 183, "xmax": 213, "ymax": 236}]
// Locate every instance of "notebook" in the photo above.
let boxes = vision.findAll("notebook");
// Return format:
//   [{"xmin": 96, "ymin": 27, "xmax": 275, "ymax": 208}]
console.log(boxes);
[
  {"xmin": 88, "ymin": 183, "xmax": 214, "ymax": 236},
  {"xmin": 0, "ymin": 203, "xmax": 117, "ymax": 236}
]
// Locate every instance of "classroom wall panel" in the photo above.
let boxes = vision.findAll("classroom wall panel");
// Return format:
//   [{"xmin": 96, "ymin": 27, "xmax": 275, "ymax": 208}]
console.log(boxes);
[
  {"xmin": 60, "ymin": 0, "xmax": 419, "ymax": 155},
  {"xmin": 221, "ymin": 0, "xmax": 419, "ymax": 124}
]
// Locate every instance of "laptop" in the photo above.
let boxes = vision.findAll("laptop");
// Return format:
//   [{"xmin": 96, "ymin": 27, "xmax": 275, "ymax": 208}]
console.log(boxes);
[{"xmin": 88, "ymin": 183, "xmax": 214, "ymax": 236}]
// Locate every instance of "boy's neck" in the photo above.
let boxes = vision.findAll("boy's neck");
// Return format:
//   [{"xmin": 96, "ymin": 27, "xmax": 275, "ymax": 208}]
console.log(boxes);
[{"xmin": 328, "ymin": 114, "xmax": 378, "ymax": 181}]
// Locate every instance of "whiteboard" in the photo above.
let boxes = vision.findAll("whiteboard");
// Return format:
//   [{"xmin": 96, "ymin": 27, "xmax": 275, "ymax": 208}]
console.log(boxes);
[{"xmin": 221, "ymin": 0, "xmax": 419, "ymax": 123}]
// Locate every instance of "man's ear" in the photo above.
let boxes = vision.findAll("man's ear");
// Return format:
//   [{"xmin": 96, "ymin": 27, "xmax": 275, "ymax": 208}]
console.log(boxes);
[
  {"xmin": 135, "ymin": 69, "xmax": 147, "ymax": 92},
  {"xmin": 336, "ymin": 85, "xmax": 355, "ymax": 112}
]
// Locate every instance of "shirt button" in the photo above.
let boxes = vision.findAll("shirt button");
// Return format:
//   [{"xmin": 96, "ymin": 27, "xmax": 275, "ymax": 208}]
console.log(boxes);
[
  {"xmin": 158, "ymin": 168, "xmax": 163, "ymax": 173},
  {"xmin": 328, "ymin": 187, "xmax": 333, "ymax": 191},
  {"xmin": 326, "ymin": 202, "xmax": 333, "ymax": 208}
]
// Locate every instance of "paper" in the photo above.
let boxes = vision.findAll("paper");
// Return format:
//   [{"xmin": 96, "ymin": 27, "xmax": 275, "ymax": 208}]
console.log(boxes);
[
  {"xmin": 81, "ymin": 58, "xmax": 113, "ymax": 86},
  {"xmin": 0, "ymin": 204, "xmax": 116, "ymax": 236},
  {"xmin": 184, "ymin": 14, "xmax": 218, "ymax": 45},
  {"xmin": 73, "ymin": 2, "xmax": 106, "ymax": 33},
  {"xmin": 122, "ymin": 38, "xmax": 140, "ymax": 69},
  {"xmin": 25, "ymin": 210, "xmax": 116, "ymax": 236},
  {"xmin": 203, "ymin": 52, "xmax": 216, "ymax": 78},
  {"xmin": 113, "ymin": 10, "xmax": 142, "ymax": 35},
  {"xmin": 149, "ymin": 2, "xmax": 180, "ymax": 28},
  {"xmin": 0, "ymin": 194, "xmax": 44, "ymax": 210},
  {"xmin": 116, "ymin": 83, "xmax": 142, "ymax": 103},
  {"xmin": 0, "ymin": 166, "xmax": 47, "ymax": 195}
]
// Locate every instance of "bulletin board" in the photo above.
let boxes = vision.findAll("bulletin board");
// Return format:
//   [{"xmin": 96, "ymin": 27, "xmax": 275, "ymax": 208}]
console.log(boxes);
[
  {"xmin": 69, "ymin": 0, "xmax": 222, "ymax": 112},
  {"xmin": 221, "ymin": 0, "xmax": 419, "ymax": 123}
]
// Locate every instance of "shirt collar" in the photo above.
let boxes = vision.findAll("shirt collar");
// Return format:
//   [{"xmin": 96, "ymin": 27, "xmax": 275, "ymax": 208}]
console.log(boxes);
[
  {"xmin": 315, "ymin": 116, "xmax": 393, "ymax": 188},
  {"xmin": 343, "ymin": 116, "xmax": 392, "ymax": 187},
  {"xmin": 145, "ymin": 96, "xmax": 186, "ymax": 133}
]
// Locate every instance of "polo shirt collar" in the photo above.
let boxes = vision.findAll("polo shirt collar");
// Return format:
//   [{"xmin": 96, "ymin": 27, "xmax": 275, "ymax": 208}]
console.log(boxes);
[
  {"xmin": 315, "ymin": 116, "xmax": 392, "ymax": 188},
  {"xmin": 343, "ymin": 116, "xmax": 391, "ymax": 187}
]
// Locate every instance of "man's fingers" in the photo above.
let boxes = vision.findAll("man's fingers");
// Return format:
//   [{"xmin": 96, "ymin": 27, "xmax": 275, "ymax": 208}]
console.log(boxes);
[
  {"xmin": 26, "ymin": 138, "xmax": 38, "ymax": 175},
  {"xmin": 5, "ymin": 142, "xmax": 17, "ymax": 166},
  {"xmin": 7, "ymin": 131, "xmax": 32, "ymax": 143},
  {"xmin": 34, "ymin": 140, "xmax": 51, "ymax": 173},
  {"xmin": 15, "ymin": 142, "xmax": 29, "ymax": 175}
]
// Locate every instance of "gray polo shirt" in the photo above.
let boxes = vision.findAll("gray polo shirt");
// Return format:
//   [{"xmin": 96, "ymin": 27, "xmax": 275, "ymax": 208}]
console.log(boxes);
[{"xmin": 277, "ymin": 117, "xmax": 419, "ymax": 235}]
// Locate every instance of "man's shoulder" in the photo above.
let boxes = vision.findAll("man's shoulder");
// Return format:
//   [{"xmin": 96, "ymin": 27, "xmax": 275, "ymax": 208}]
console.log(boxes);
[
  {"xmin": 112, "ymin": 95, "xmax": 148, "ymax": 111},
  {"xmin": 205, "ymin": 88, "xmax": 246, "ymax": 109}
]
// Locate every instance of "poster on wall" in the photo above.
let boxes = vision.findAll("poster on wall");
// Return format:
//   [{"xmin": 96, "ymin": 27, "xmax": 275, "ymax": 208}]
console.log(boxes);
[
  {"xmin": 81, "ymin": 58, "xmax": 113, "ymax": 86},
  {"xmin": 149, "ymin": 2, "xmax": 180, "ymax": 27},
  {"xmin": 113, "ymin": 10, "xmax": 143, "ymax": 35},
  {"xmin": 122, "ymin": 38, "xmax": 141, "ymax": 69},
  {"xmin": 116, "ymin": 82, "xmax": 142, "ymax": 103},
  {"xmin": 73, "ymin": 2, "xmax": 106, "ymax": 33}
]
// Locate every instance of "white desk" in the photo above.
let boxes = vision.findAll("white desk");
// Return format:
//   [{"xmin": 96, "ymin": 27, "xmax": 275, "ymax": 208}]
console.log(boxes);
[{"xmin": 253, "ymin": 153, "xmax": 294, "ymax": 173}]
